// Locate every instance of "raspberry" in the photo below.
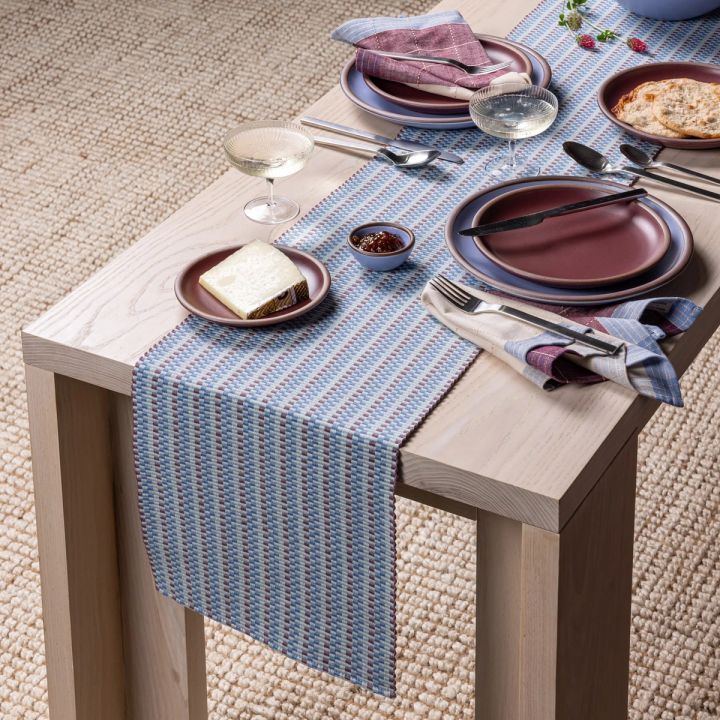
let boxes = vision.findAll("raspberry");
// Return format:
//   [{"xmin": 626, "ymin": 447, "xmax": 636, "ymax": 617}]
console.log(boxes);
[
  {"xmin": 626, "ymin": 37, "xmax": 648, "ymax": 53},
  {"xmin": 576, "ymin": 34, "xmax": 596, "ymax": 50}
]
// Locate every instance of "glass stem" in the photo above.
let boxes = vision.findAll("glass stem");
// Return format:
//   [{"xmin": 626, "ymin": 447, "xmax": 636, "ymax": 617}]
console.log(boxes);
[
  {"xmin": 507, "ymin": 139, "xmax": 518, "ymax": 167},
  {"xmin": 266, "ymin": 178, "xmax": 276, "ymax": 208}
]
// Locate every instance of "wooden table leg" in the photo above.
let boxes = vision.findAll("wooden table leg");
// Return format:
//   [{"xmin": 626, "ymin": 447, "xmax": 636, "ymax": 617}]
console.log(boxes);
[
  {"xmin": 25, "ymin": 366, "xmax": 207, "ymax": 720},
  {"xmin": 475, "ymin": 437, "xmax": 637, "ymax": 720}
]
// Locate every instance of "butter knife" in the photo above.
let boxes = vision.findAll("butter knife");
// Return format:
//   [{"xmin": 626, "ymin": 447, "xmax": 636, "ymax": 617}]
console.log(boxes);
[
  {"xmin": 459, "ymin": 188, "xmax": 648, "ymax": 236},
  {"xmin": 300, "ymin": 116, "xmax": 464, "ymax": 165}
]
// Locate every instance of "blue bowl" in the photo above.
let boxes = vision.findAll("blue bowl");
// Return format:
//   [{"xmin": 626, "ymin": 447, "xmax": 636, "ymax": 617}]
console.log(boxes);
[
  {"xmin": 347, "ymin": 222, "xmax": 415, "ymax": 271},
  {"xmin": 614, "ymin": 0, "xmax": 720, "ymax": 19}
]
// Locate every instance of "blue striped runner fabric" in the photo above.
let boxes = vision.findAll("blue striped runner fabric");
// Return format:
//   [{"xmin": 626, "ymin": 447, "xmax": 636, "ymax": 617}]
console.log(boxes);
[{"xmin": 133, "ymin": 0, "xmax": 720, "ymax": 697}]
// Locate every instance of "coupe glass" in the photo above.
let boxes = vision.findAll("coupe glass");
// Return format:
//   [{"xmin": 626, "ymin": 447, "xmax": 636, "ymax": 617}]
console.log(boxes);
[
  {"xmin": 223, "ymin": 121, "xmax": 315, "ymax": 224},
  {"xmin": 470, "ymin": 83, "xmax": 558, "ymax": 178}
]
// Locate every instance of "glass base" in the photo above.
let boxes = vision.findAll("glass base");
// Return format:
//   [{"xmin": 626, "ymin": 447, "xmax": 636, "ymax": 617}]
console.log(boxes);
[
  {"xmin": 485, "ymin": 154, "xmax": 540, "ymax": 180},
  {"xmin": 244, "ymin": 195, "xmax": 300, "ymax": 224}
]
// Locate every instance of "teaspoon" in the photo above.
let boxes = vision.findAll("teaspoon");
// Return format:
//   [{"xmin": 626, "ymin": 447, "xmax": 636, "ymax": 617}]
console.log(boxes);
[
  {"xmin": 620, "ymin": 144, "xmax": 720, "ymax": 187},
  {"xmin": 562, "ymin": 141, "xmax": 720, "ymax": 202},
  {"xmin": 313, "ymin": 135, "xmax": 440, "ymax": 168}
]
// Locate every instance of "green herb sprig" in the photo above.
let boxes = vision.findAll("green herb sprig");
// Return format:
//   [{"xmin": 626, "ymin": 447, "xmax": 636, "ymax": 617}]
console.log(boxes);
[{"xmin": 558, "ymin": 0, "xmax": 648, "ymax": 53}]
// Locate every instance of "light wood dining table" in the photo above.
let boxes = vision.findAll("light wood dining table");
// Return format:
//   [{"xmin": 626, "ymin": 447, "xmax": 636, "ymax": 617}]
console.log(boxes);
[{"xmin": 21, "ymin": 0, "xmax": 720, "ymax": 717}]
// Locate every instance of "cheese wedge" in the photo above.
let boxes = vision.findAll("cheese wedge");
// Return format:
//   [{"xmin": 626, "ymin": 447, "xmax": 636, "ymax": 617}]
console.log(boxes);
[{"xmin": 199, "ymin": 241, "xmax": 309, "ymax": 320}]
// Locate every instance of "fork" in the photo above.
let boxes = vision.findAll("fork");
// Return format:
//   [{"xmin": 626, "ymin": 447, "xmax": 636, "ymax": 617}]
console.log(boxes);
[
  {"xmin": 430, "ymin": 275, "xmax": 624, "ymax": 356},
  {"xmin": 366, "ymin": 51, "xmax": 512, "ymax": 76}
]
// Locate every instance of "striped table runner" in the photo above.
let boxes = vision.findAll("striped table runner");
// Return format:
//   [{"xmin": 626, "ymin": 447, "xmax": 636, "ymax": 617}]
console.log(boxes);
[{"xmin": 133, "ymin": 0, "xmax": 719, "ymax": 696}]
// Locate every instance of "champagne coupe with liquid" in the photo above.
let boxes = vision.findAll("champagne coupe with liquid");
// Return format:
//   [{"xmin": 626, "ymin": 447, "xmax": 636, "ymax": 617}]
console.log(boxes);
[
  {"xmin": 224, "ymin": 121, "xmax": 315, "ymax": 224},
  {"xmin": 469, "ymin": 83, "xmax": 558, "ymax": 178}
]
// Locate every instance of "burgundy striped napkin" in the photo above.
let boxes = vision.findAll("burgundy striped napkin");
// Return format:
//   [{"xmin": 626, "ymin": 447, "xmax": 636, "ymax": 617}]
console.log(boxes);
[
  {"xmin": 332, "ymin": 11, "xmax": 528, "ymax": 100},
  {"xmin": 422, "ymin": 281, "xmax": 702, "ymax": 406}
]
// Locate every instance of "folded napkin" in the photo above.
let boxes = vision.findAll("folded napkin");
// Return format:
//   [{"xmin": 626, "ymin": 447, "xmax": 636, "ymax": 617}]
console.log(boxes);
[
  {"xmin": 332, "ymin": 11, "xmax": 530, "ymax": 101},
  {"xmin": 422, "ymin": 281, "xmax": 702, "ymax": 406}
]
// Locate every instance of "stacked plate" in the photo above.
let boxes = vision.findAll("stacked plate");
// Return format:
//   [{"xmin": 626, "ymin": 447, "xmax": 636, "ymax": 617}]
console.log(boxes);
[
  {"xmin": 446, "ymin": 176, "xmax": 694, "ymax": 306},
  {"xmin": 340, "ymin": 34, "xmax": 552, "ymax": 130}
]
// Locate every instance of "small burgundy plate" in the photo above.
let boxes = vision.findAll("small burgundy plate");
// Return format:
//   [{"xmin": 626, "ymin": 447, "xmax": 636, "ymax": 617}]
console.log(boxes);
[
  {"xmin": 598, "ymin": 61, "xmax": 720, "ymax": 149},
  {"xmin": 175, "ymin": 244, "xmax": 331, "ymax": 327},
  {"xmin": 471, "ymin": 183, "xmax": 671, "ymax": 287},
  {"xmin": 363, "ymin": 34, "xmax": 536, "ymax": 115}
]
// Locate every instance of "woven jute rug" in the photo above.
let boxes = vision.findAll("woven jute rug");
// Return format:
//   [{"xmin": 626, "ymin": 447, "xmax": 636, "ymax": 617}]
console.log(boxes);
[{"xmin": 1, "ymin": 1, "xmax": 718, "ymax": 718}]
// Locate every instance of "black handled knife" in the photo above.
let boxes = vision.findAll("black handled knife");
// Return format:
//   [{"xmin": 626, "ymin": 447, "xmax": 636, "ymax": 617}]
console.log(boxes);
[
  {"xmin": 459, "ymin": 188, "xmax": 648, "ymax": 237},
  {"xmin": 623, "ymin": 166, "xmax": 720, "ymax": 201}
]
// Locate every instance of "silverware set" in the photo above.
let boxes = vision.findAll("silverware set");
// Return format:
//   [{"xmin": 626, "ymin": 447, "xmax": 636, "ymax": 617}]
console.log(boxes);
[
  {"xmin": 301, "ymin": 116, "xmax": 462, "ymax": 165},
  {"xmin": 302, "ymin": 117, "xmax": 720, "ymax": 200},
  {"xmin": 429, "ymin": 275, "xmax": 624, "ymax": 355},
  {"xmin": 563, "ymin": 141, "xmax": 720, "ymax": 202},
  {"xmin": 312, "ymin": 134, "xmax": 440, "ymax": 168}
]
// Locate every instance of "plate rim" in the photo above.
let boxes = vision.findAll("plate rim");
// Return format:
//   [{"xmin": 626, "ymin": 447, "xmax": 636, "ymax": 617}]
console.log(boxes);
[
  {"xmin": 363, "ymin": 74, "xmax": 469, "ymax": 114},
  {"xmin": 341, "ymin": 58, "xmax": 471, "ymax": 124},
  {"xmin": 470, "ymin": 182, "xmax": 672, "ymax": 287},
  {"xmin": 340, "ymin": 34, "xmax": 552, "ymax": 127},
  {"xmin": 174, "ymin": 243, "xmax": 332, "ymax": 327},
  {"xmin": 362, "ymin": 34, "xmax": 535, "ymax": 114},
  {"xmin": 597, "ymin": 61, "xmax": 720, "ymax": 149},
  {"xmin": 445, "ymin": 175, "xmax": 694, "ymax": 305}
]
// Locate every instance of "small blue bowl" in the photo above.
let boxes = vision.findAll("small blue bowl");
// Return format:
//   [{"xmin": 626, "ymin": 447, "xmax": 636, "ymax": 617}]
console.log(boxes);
[{"xmin": 347, "ymin": 222, "xmax": 415, "ymax": 271}]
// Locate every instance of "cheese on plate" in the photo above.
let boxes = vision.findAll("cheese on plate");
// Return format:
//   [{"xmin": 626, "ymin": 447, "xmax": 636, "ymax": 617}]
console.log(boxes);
[{"xmin": 199, "ymin": 241, "xmax": 309, "ymax": 320}]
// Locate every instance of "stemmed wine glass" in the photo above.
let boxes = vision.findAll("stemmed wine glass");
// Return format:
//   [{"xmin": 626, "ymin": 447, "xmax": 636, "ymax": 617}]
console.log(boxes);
[
  {"xmin": 223, "ymin": 121, "xmax": 315, "ymax": 224},
  {"xmin": 469, "ymin": 83, "xmax": 558, "ymax": 178}
]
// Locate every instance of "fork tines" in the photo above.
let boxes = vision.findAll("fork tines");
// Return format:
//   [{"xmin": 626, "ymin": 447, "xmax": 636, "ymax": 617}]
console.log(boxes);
[{"xmin": 430, "ymin": 274, "xmax": 472, "ymax": 309}]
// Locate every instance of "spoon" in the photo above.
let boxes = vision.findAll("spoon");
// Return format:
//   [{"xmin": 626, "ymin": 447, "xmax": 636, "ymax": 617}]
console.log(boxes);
[
  {"xmin": 563, "ymin": 141, "xmax": 720, "ymax": 202},
  {"xmin": 620, "ymin": 144, "xmax": 720, "ymax": 187},
  {"xmin": 378, "ymin": 146, "xmax": 441, "ymax": 168},
  {"xmin": 313, "ymin": 135, "xmax": 440, "ymax": 168}
]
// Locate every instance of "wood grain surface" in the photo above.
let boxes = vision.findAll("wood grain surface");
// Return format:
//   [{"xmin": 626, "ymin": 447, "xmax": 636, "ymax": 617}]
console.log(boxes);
[
  {"xmin": 21, "ymin": 0, "xmax": 720, "ymax": 531},
  {"xmin": 24, "ymin": 367, "xmax": 126, "ymax": 720},
  {"xmin": 474, "ymin": 437, "xmax": 637, "ymax": 719}
]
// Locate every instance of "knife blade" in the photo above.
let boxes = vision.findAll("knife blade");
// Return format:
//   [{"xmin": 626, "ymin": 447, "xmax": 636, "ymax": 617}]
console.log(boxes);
[
  {"xmin": 459, "ymin": 188, "xmax": 648, "ymax": 236},
  {"xmin": 623, "ymin": 166, "xmax": 720, "ymax": 202},
  {"xmin": 300, "ymin": 116, "xmax": 464, "ymax": 165}
]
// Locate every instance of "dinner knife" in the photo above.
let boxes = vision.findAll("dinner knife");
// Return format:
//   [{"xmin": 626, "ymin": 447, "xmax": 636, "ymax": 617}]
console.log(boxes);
[
  {"xmin": 622, "ymin": 166, "xmax": 720, "ymax": 202},
  {"xmin": 459, "ymin": 188, "xmax": 648, "ymax": 236},
  {"xmin": 300, "ymin": 116, "xmax": 464, "ymax": 165}
]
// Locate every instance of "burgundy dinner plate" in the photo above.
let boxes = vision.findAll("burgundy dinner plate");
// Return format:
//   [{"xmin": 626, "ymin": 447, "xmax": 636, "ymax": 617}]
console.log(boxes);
[
  {"xmin": 363, "ymin": 34, "xmax": 534, "ymax": 115},
  {"xmin": 445, "ymin": 175, "xmax": 693, "ymax": 306},
  {"xmin": 471, "ymin": 183, "xmax": 671, "ymax": 287},
  {"xmin": 175, "ymin": 244, "xmax": 331, "ymax": 327},
  {"xmin": 598, "ymin": 61, "xmax": 720, "ymax": 149}
]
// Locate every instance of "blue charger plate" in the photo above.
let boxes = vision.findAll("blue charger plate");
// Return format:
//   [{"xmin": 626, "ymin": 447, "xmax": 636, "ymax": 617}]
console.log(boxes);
[{"xmin": 445, "ymin": 176, "xmax": 693, "ymax": 305}]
